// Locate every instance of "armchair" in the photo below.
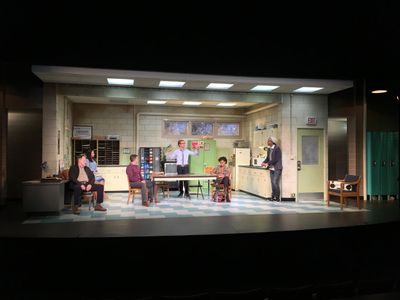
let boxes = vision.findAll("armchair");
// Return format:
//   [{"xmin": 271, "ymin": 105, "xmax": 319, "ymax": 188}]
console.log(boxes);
[{"xmin": 327, "ymin": 175, "xmax": 362, "ymax": 210}]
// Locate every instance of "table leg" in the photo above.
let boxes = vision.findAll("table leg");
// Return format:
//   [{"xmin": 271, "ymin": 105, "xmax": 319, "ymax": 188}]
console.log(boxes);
[{"xmin": 154, "ymin": 183, "xmax": 158, "ymax": 204}]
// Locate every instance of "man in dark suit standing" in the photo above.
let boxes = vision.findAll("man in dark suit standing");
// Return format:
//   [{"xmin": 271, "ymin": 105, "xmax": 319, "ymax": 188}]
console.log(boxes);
[{"xmin": 261, "ymin": 136, "xmax": 283, "ymax": 201}]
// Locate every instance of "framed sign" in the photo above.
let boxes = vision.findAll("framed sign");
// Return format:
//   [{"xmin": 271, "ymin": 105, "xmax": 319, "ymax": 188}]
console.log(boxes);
[
  {"xmin": 73, "ymin": 125, "xmax": 92, "ymax": 139},
  {"xmin": 306, "ymin": 116, "xmax": 317, "ymax": 126}
]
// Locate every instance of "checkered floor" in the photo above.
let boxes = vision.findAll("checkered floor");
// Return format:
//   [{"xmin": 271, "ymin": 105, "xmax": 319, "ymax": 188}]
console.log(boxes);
[{"xmin": 23, "ymin": 191, "xmax": 367, "ymax": 224}]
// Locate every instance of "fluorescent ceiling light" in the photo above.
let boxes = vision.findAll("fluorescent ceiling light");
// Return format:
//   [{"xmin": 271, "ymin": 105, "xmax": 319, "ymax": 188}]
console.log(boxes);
[
  {"xmin": 147, "ymin": 100, "xmax": 167, "ymax": 104},
  {"xmin": 293, "ymin": 87, "xmax": 323, "ymax": 93},
  {"xmin": 250, "ymin": 85, "xmax": 279, "ymax": 92},
  {"xmin": 183, "ymin": 101, "xmax": 202, "ymax": 106},
  {"xmin": 107, "ymin": 78, "xmax": 134, "ymax": 86},
  {"xmin": 371, "ymin": 89, "xmax": 388, "ymax": 94},
  {"xmin": 206, "ymin": 83, "xmax": 233, "ymax": 90},
  {"xmin": 159, "ymin": 80, "xmax": 186, "ymax": 88},
  {"xmin": 217, "ymin": 103, "xmax": 237, "ymax": 107}
]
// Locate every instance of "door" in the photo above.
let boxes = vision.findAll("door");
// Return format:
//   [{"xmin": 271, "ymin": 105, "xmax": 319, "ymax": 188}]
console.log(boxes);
[{"xmin": 297, "ymin": 128, "xmax": 324, "ymax": 200}]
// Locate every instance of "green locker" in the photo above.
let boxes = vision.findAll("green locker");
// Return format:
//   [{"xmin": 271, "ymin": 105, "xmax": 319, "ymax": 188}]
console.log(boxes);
[
  {"xmin": 367, "ymin": 131, "xmax": 382, "ymax": 196},
  {"xmin": 387, "ymin": 132, "xmax": 399, "ymax": 196},
  {"xmin": 188, "ymin": 139, "xmax": 217, "ymax": 194},
  {"xmin": 380, "ymin": 132, "xmax": 389, "ymax": 195},
  {"xmin": 367, "ymin": 131, "xmax": 399, "ymax": 198}
]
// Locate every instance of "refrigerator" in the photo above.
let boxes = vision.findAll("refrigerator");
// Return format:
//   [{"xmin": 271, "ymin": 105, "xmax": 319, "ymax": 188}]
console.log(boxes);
[
  {"xmin": 139, "ymin": 147, "xmax": 161, "ymax": 180},
  {"xmin": 188, "ymin": 139, "xmax": 217, "ymax": 193},
  {"xmin": 231, "ymin": 148, "xmax": 251, "ymax": 191}
]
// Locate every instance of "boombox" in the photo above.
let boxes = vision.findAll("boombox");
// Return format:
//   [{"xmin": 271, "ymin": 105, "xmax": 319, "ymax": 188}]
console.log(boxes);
[{"xmin": 329, "ymin": 181, "xmax": 353, "ymax": 191}]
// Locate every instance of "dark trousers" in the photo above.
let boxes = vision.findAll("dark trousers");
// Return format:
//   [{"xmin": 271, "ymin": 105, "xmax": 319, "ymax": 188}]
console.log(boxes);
[
  {"xmin": 71, "ymin": 183, "xmax": 104, "ymax": 206},
  {"xmin": 215, "ymin": 176, "xmax": 230, "ymax": 190},
  {"xmin": 130, "ymin": 180, "xmax": 154, "ymax": 203},
  {"xmin": 177, "ymin": 165, "xmax": 189, "ymax": 194}
]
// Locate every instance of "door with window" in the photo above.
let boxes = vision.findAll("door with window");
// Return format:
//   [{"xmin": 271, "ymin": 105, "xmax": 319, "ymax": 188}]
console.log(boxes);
[{"xmin": 297, "ymin": 128, "xmax": 324, "ymax": 200}]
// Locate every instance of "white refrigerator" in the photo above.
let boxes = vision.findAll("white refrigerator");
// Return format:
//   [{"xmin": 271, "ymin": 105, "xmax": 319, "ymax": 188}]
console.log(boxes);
[{"xmin": 231, "ymin": 148, "xmax": 250, "ymax": 191}]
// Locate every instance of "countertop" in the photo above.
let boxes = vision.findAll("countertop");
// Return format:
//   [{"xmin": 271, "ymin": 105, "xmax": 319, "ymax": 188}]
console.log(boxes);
[{"xmin": 238, "ymin": 165, "xmax": 269, "ymax": 170}]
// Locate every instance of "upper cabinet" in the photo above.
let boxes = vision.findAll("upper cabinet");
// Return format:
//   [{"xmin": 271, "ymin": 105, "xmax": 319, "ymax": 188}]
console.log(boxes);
[{"xmin": 72, "ymin": 139, "xmax": 120, "ymax": 166}]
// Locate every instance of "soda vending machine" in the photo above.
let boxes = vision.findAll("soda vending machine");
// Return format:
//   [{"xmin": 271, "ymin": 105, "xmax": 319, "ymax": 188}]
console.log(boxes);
[{"xmin": 139, "ymin": 147, "xmax": 161, "ymax": 180}]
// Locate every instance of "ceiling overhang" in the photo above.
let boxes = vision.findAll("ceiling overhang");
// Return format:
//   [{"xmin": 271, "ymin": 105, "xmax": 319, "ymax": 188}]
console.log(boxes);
[{"xmin": 32, "ymin": 65, "xmax": 354, "ymax": 107}]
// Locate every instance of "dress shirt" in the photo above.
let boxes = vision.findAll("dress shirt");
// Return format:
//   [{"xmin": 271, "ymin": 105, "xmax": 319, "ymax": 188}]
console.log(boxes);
[
  {"xmin": 168, "ymin": 148, "xmax": 199, "ymax": 165},
  {"xmin": 77, "ymin": 166, "xmax": 89, "ymax": 182},
  {"xmin": 126, "ymin": 164, "xmax": 143, "ymax": 182}
]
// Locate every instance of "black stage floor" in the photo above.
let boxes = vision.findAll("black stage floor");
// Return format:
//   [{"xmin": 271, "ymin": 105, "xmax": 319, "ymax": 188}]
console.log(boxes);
[{"xmin": 1, "ymin": 198, "xmax": 399, "ymax": 299}]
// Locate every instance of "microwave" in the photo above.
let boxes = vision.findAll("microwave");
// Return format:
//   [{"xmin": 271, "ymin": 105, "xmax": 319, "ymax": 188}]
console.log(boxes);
[{"xmin": 164, "ymin": 162, "xmax": 178, "ymax": 175}]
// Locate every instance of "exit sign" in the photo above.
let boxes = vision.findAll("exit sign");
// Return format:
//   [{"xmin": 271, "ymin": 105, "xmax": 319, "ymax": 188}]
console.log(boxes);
[{"xmin": 306, "ymin": 116, "xmax": 317, "ymax": 125}]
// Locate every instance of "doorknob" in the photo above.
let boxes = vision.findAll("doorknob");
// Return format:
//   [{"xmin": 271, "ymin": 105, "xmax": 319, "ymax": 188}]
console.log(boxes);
[{"xmin": 297, "ymin": 161, "xmax": 301, "ymax": 171}]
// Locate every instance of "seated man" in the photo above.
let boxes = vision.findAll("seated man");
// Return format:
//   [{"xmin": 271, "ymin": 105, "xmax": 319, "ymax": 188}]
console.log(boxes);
[
  {"xmin": 126, "ymin": 154, "xmax": 154, "ymax": 207},
  {"xmin": 211, "ymin": 156, "xmax": 231, "ymax": 202},
  {"xmin": 69, "ymin": 153, "xmax": 107, "ymax": 214}
]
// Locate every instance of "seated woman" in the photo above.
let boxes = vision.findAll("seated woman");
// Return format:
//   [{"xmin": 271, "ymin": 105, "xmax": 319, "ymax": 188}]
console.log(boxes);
[
  {"xmin": 86, "ymin": 149, "xmax": 108, "ymax": 199},
  {"xmin": 211, "ymin": 156, "xmax": 231, "ymax": 202}
]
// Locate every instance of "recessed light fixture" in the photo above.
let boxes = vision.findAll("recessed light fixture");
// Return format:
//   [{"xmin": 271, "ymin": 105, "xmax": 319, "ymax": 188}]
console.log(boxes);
[
  {"xmin": 371, "ymin": 89, "xmax": 388, "ymax": 94},
  {"xmin": 206, "ymin": 83, "xmax": 234, "ymax": 90},
  {"xmin": 250, "ymin": 85, "xmax": 279, "ymax": 92},
  {"xmin": 159, "ymin": 80, "xmax": 186, "ymax": 88},
  {"xmin": 183, "ymin": 101, "xmax": 202, "ymax": 106},
  {"xmin": 107, "ymin": 78, "xmax": 134, "ymax": 86},
  {"xmin": 147, "ymin": 100, "xmax": 167, "ymax": 104},
  {"xmin": 217, "ymin": 103, "xmax": 237, "ymax": 107},
  {"xmin": 293, "ymin": 87, "xmax": 323, "ymax": 93}
]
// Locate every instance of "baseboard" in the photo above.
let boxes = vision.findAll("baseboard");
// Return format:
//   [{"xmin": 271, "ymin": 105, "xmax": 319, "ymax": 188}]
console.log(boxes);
[{"xmin": 281, "ymin": 197, "xmax": 296, "ymax": 201}]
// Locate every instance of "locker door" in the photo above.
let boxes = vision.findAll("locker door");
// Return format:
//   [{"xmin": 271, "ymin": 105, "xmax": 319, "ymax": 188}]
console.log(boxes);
[
  {"xmin": 380, "ymin": 132, "xmax": 389, "ymax": 196},
  {"xmin": 368, "ymin": 132, "xmax": 382, "ymax": 196},
  {"xmin": 388, "ymin": 132, "xmax": 399, "ymax": 196},
  {"xmin": 367, "ymin": 132, "xmax": 373, "ymax": 195}
]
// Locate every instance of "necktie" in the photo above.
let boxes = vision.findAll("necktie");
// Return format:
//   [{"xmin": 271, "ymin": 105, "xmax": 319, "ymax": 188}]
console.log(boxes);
[{"xmin": 181, "ymin": 150, "xmax": 185, "ymax": 165}]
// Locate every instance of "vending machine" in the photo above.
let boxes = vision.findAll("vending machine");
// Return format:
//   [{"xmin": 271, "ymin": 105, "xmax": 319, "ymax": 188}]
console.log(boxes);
[{"xmin": 139, "ymin": 147, "xmax": 161, "ymax": 180}]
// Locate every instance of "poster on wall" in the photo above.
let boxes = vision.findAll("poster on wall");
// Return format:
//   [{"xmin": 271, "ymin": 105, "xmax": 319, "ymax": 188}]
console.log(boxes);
[{"xmin": 73, "ymin": 126, "xmax": 92, "ymax": 140}]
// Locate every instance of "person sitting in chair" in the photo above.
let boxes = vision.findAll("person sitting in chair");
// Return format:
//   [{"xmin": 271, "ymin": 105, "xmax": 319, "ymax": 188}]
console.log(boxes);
[
  {"xmin": 126, "ymin": 154, "xmax": 154, "ymax": 207},
  {"xmin": 85, "ymin": 149, "xmax": 108, "ymax": 200},
  {"xmin": 69, "ymin": 153, "xmax": 107, "ymax": 214},
  {"xmin": 211, "ymin": 156, "xmax": 231, "ymax": 202}
]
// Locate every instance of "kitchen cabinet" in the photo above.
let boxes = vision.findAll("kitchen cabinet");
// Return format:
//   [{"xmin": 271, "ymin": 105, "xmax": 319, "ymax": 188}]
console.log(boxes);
[
  {"xmin": 238, "ymin": 166, "xmax": 271, "ymax": 198},
  {"xmin": 96, "ymin": 166, "xmax": 127, "ymax": 191}
]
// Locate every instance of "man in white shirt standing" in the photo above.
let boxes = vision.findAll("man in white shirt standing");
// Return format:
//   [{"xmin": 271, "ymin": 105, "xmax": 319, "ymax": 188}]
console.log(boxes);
[{"xmin": 168, "ymin": 139, "xmax": 199, "ymax": 199}]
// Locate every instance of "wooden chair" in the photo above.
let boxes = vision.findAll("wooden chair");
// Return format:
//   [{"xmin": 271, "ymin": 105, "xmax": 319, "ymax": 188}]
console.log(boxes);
[
  {"xmin": 327, "ymin": 174, "xmax": 362, "ymax": 210},
  {"xmin": 127, "ymin": 179, "xmax": 146, "ymax": 205},
  {"xmin": 211, "ymin": 172, "xmax": 232, "ymax": 202},
  {"xmin": 211, "ymin": 178, "xmax": 232, "ymax": 202},
  {"xmin": 61, "ymin": 168, "xmax": 97, "ymax": 210},
  {"xmin": 82, "ymin": 191, "xmax": 97, "ymax": 210}
]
